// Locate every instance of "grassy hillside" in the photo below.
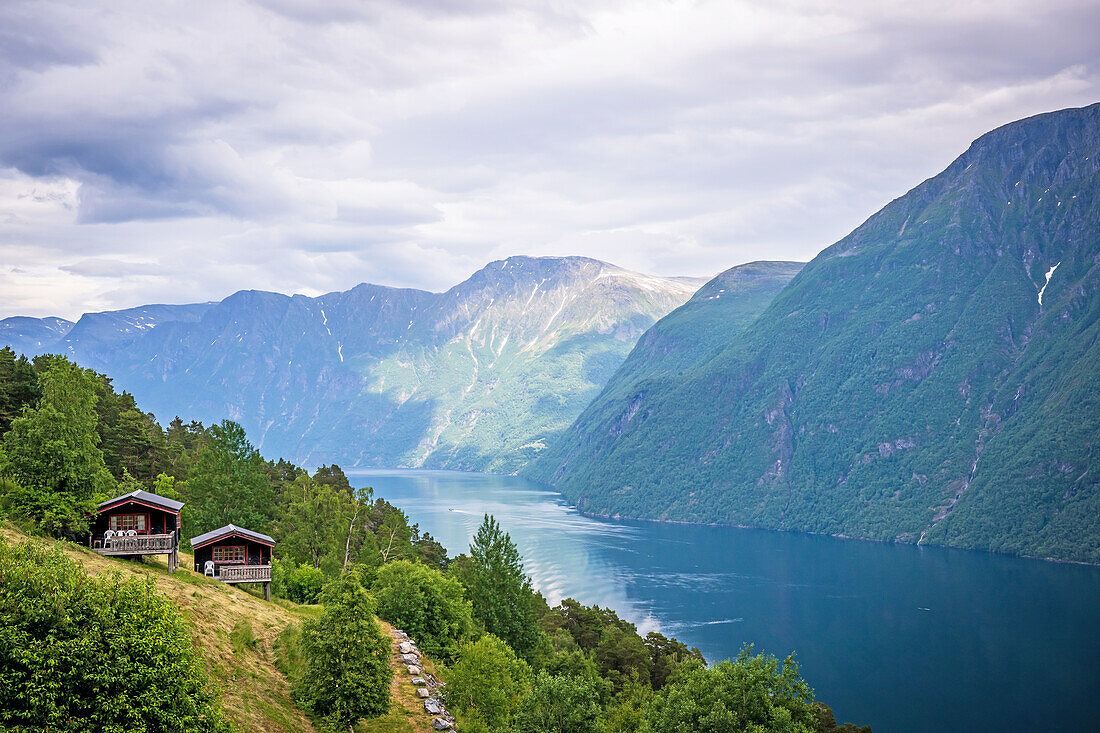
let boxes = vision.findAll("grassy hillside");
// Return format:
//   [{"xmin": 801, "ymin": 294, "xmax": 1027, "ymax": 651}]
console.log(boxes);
[{"xmin": 0, "ymin": 525, "xmax": 442, "ymax": 733}]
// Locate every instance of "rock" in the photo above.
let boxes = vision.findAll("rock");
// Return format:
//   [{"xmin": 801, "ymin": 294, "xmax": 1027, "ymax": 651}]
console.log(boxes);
[
  {"xmin": 432, "ymin": 718, "xmax": 452, "ymax": 731},
  {"xmin": 400, "ymin": 653, "xmax": 420, "ymax": 665},
  {"xmin": 399, "ymin": 641, "xmax": 418, "ymax": 654},
  {"xmin": 411, "ymin": 677, "xmax": 428, "ymax": 685},
  {"xmin": 424, "ymin": 698, "xmax": 443, "ymax": 715},
  {"xmin": 407, "ymin": 665, "xmax": 421, "ymax": 675},
  {"xmin": 416, "ymin": 688, "xmax": 430, "ymax": 698}
]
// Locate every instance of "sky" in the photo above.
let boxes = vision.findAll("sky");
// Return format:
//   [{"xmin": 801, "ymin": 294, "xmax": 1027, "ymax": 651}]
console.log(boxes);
[{"xmin": 1, "ymin": 0, "xmax": 1098, "ymax": 319}]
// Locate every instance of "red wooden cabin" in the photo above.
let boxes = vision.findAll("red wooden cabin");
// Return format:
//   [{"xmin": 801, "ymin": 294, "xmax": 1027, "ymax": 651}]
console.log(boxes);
[{"xmin": 90, "ymin": 489, "xmax": 183, "ymax": 572}]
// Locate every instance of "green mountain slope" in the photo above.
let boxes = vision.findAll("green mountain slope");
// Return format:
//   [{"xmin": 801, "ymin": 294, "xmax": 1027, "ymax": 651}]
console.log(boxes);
[
  {"xmin": 528, "ymin": 261, "xmax": 803, "ymax": 475},
  {"xmin": 533, "ymin": 103, "xmax": 1100, "ymax": 563}
]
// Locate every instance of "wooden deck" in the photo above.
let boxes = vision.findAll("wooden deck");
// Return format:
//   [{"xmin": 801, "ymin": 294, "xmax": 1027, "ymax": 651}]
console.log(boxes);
[
  {"xmin": 217, "ymin": 565, "xmax": 272, "ymax": 584},
  {"xmin": 95, "ymin": 532, "xmax": 176, "ymax": 556}
]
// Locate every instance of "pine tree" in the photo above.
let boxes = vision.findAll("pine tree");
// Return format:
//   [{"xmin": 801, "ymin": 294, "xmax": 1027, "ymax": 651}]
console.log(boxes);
[{"xmin": 462, "ymin": 514, "xmax": 542, "ymax": 659}]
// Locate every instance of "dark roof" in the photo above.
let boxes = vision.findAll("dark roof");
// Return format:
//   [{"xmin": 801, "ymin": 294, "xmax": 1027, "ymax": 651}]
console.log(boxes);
[
  {"xmin": 98, "ymin": 489, "xmax": 184, "ymax": 512},
  {"xmin": 190, "ymin": 524, "xmax": 275, "ymax": 549}
]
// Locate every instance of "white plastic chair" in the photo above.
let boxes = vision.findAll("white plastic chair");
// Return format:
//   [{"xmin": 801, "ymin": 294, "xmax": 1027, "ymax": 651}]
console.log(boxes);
[
  {"xmin": 204, "ymin": 560, "xmax": 215, "ymax": 577},
  {"xmin": 126, "ymin": 529, "xmax": 137, "ymax": 536}
]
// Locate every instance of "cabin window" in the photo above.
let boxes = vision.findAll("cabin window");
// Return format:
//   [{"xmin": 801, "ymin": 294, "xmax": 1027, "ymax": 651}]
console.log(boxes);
[
  {"xmin": 109, "ymin": 514, "xmax": 147, "ymax": 532},
  {"xmin": 212, "ymin": 546, "xmax": 245, "ymax": 563}
]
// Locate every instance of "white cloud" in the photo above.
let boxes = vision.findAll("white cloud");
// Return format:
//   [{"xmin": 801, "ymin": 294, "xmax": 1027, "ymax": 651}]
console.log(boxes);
[{"xmin": 0, "ymin": 0, "xmax": 1097, "ymax": 318}]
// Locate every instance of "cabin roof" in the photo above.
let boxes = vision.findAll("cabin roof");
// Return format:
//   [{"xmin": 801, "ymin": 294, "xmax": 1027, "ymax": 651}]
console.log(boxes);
[
  {"xmin": 98, "ymin": 489, "xmax": 184, "ymax": 513},
  {"xmin": 190, "ymin": 524, "xmax": 275, "ymax": 549}
]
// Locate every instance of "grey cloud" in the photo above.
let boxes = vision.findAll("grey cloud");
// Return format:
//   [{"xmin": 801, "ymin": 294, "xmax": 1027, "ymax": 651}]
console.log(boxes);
[
  {"xmin": 59, "ymin": 259, "xmax": 163, "ymax": 278},
  {"xmin": 0, "ymin": 0, "xmax": 1098, "ymax": 318}
]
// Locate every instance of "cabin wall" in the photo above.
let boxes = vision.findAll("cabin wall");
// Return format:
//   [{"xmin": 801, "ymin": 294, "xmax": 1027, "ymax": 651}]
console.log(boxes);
[
  {"xmin": 91, "ymin": 504, "xmax": 179, "ymax": 542},
  {"xmin": 193, "ymin": 538, "xmax": 272, "ymax": 574}
]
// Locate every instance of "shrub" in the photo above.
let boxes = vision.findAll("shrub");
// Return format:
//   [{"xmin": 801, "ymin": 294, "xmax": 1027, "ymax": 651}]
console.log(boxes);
[
  {"xmin": 511, "ymin": 670, "xmax": 603, "ymax": 733},
  {"xmin": 274, "ymin": 559, "xmax": 326, "ymax": 604},
  {"xmin": 443, "ymin": 634, "xmax": 531, "ymax": 731},
  {"xmin": 371, "ymin": 559, "xmax": 472, "ymax": 660},
  {"xmin": 643, "ymin": 645, "xmax": 818, "ymax": 733},
  {"xmin": 0, "ymin": 537, "xmax": 228, "ymax": 732}
]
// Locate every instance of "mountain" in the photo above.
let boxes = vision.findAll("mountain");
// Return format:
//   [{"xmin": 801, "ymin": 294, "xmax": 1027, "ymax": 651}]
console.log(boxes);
[
  {"xmin": 529, "ymin": 261, "xmax": 803, "ymax": 473},
  {"xmin": 529, "ymin": 103, "xmax": 1100, "ymax": 564},
  {"xmin": 1, "ymin": 256, "xmax": 706, "ymax": 472},
  {"xmin": 0, "ymin": 316, "xmax": 74, "ymax": 356}
]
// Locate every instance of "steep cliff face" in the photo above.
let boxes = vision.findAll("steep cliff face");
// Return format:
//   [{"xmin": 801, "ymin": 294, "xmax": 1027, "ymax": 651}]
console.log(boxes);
[
  {"xmin": 1, "ymin": 256, "xmax": 705, "ymax": 472},
  {"xmin": 535, "ymin": 104, "xmax": 1100, "ymax": 563}
]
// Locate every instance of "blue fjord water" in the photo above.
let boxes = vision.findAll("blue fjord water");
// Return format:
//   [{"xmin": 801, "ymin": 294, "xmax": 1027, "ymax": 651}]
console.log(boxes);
[{"xmin": 346, "ymin": 469, "xmax": 1100, "ymax": 733}]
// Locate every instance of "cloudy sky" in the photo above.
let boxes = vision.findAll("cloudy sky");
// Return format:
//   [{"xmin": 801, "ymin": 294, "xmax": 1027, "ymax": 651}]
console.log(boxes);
[{"xmin": 2, "ymin": 0, "xmax": 1098, "ymax": 319}]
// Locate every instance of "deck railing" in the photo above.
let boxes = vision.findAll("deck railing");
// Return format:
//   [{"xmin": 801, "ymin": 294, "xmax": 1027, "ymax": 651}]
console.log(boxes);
[
  {"xmin": 219, "ymin": 565, "xmax": 272, "ymax": 583},
  {"xmin": 96, "ymin": 532, "xmax": 176, "ymax": 555}
]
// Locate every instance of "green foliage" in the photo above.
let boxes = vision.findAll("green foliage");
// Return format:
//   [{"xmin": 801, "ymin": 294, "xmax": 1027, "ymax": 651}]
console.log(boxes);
[
  {"xmin": 183, "ymin": 420, "xmax": 276, "ymax": 538},
  {"xmin": 602, "ymin": 677, "xmax": 655, "ymax": 733},
  {"xmin": 0, "ymin": 357, "xmax": 114, "ymax": 537},
  {"xmin": 512, "ymin": 670, "xmax": 603, "ymax": 733},
  {"xmin": 0, "ymin": 537, "xmax": 228, "ymax": 732},
  {"xmin": 296, "ymin": 572, "xmax": 392, "ymax": 731},
  {"xmin": 273, "ymin": 559, "xmax": 326, "ymax": 605},
  {"xmin": 443, "ymin": 634, "xmax": 532, "ymax": 731},
  {"xmin": 643, "ymin": 647, "xmax": 818, "ymax": 733},
  {"xmin": 279, "ymin": 472, "xmax": 349, "ymax": 569},
  {"xmin": 456, "ymin": 514, "xmax": 542, "ymax": 660},
  {"xmin": 645, "ymin": 632, "xmax": 705, "ymax": 691},
  {"xmin": 371, "ymin": 559, "xmax": 472, "ymax": 661},
  {"xmin": 0, "ymin": 347, "xmax": 39, "ymax": 435}
]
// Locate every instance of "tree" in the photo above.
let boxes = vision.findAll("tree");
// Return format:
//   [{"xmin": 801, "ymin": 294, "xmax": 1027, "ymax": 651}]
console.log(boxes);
[
  {"xmin": 443, "ymin": 634, "xmax": 532, "ymax": 731},
  {"xmin": 296, "ymin": 572, "xmax": 392, "ymax": 732},
  {"xmin": 0, "ymin": 537, "xmax": 228, "ymax": 732},
  {"xmin": 0, "ymin": 347, "xmax": 40, "ymax": 434},
  {"xmin": 279, "ymin": 473, "xmax": 346, "ymax": 569},
  {"xmin": 643, "ymin": 646, "xmax": 818, "ymax": 733},
  {"xmin": 512, "ymin": 670, "xmax": 603, "ymax": 733},
  {"xmin": 0, "ymin": 358, "xmax": 114, "ymax": 537},
  {"xmin": 371, "ymin": 560, "xmax": 472, "ymax": 661},
  {"xmin": 183, "ymin": 420, "xmax": 275, "ymax": 537},
  {"xmin": 456, "ymin": 514, "xmax": 542, "ymax": 659},
  {"xmin": 645, "ymin": 631, "xmax": 705, "ymax": 690}
]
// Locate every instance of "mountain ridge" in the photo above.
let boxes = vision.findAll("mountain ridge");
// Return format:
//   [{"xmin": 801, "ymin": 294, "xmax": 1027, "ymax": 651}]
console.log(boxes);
[{"xmin": 0, "ymin": 256, "xmax": 714, "ymax": 473}]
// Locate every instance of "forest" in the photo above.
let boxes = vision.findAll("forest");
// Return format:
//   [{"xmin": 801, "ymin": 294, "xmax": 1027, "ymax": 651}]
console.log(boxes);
[{"xmin": 0, "ymin": 346, "xmax": 868, "ymax": 732}]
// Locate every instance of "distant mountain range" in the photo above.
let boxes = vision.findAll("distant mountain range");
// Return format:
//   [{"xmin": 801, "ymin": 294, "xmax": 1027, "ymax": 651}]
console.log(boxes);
[
  {"xmin": 1, "ymin": 257, "xmax": 715, "ymax": 472},
  {"xmin": 527, "ymin": 103, "xmax": 1100, "ymax": 564}
]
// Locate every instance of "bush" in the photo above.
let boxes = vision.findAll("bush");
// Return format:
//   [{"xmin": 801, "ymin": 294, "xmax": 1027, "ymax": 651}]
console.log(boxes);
[
  {"xmin": 643, "ymin": 646, "xmax": 818, "ymax": 733},
  {"xmin": 295, "ymin": 572, "xmax": 391, "ymax": 731},
  {"xmin": 371, "ymin": 559, "xmax": 473, "ymax": 661},
  {"xmin": 273, "ymin": 559, "xmax": 326, "ymax": 604},
  {"xmin": 511, "ymin": 670, "xmax": 603, "ymax": 733},
  {"xmin": 443, "ymin": 634, "xmax": 532, "ymax": 731},
  {"xmin": 0, "ymin": 537, "xmax": 228, "ymax": 732}
]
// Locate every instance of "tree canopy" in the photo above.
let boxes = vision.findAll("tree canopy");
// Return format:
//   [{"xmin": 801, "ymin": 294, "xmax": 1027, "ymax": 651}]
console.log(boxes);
[{"xmin": 295, "ymin": 571, "xmax": 392, "ymax": 732}]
